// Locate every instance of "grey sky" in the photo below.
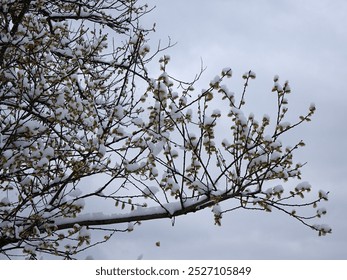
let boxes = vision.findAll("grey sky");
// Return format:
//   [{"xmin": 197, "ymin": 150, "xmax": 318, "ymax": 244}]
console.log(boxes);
[{"xmin": 82, "ymin": 0, "xmax": 347, "ymax": 259}]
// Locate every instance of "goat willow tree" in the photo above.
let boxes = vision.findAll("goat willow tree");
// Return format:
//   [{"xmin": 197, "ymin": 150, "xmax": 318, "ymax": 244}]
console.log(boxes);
[{"xmin": 0, "ymin": 0, "xmax": 331, "ymax": 259}]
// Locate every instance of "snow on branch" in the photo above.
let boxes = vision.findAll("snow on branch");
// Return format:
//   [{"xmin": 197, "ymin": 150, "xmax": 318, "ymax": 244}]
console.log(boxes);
[{"xmin": 0, "ymin": 0, "xmax": 330, "ymax": 259}]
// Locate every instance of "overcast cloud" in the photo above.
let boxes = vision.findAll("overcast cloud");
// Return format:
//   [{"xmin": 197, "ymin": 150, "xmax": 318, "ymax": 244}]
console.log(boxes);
[{"xmin": 81, "ymin": 0, "xmax": 347, "ymax": 259}]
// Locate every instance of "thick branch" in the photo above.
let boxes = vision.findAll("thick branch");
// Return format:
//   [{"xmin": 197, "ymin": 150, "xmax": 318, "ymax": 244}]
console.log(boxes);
[{"xmin": 55, "ymin": 193, "xmax": 233, "ymax": 231}]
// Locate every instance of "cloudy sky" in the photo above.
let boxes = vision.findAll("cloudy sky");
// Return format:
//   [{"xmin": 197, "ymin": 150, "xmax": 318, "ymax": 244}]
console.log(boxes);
[{"xmin": 83, "ymin": 0, "xmax": 347, "ymax": 259}]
